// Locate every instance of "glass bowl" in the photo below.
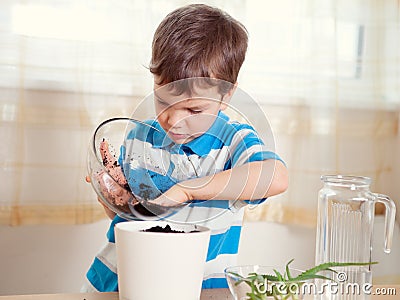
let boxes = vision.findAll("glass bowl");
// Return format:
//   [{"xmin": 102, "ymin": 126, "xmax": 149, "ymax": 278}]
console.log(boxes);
[
  {"xmin": 87, "ymin": 117, "xmax": 189, "ymax": 220},
  {"xmin": 225, "ymin": 265, "xmax": 309, "ymax": 300}
]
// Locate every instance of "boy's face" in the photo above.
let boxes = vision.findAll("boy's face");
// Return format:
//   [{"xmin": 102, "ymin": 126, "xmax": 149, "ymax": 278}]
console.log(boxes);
[{"xmin": 153, "ymin": 79, "xmax": 229, "ymax": 144}]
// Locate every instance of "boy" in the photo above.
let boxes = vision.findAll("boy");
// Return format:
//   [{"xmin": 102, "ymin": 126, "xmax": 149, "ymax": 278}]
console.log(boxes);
[{"xmin": 83, "ymin": 4, "xmax": 288, "ymax": 291}]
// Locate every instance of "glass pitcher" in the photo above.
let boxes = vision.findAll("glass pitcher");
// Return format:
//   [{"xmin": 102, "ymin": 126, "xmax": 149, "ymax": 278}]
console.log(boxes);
[{"xmin": 315, "ymin": 175, "xmax": 396, "ymax": 297}]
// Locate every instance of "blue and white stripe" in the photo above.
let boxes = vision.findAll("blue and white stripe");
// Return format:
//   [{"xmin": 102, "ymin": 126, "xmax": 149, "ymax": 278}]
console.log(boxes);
[{"xmin": 83, "ymin": 111, "xmax": 282, "ymax": 291}]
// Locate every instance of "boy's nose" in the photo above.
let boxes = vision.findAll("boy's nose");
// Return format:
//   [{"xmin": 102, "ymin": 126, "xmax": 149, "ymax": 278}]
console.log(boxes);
[{"xmin": 166, "ymin": 109, "xmax": 187, "ymax": 127}]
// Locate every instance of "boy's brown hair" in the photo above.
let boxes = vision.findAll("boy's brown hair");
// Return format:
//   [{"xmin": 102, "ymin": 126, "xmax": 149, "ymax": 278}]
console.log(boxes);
[{"xmin": 150, "ymin": 4, "xmax": 248, "ymax": 94}]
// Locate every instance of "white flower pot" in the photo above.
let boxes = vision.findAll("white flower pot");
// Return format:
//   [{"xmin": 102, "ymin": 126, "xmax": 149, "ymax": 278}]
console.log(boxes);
[{"xmin": 115, "ymin": 221, "xmax": 211, "ymax": 300}]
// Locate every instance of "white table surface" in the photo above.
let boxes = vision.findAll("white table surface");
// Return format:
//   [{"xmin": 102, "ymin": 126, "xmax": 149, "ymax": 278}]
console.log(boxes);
[
  {"xmin": 0, "ymin": 289, "xmax": 233, "ymax": 300},
  {"xmin": 1, "ymin": 286, "xmax": 399, "ymax": 299}
]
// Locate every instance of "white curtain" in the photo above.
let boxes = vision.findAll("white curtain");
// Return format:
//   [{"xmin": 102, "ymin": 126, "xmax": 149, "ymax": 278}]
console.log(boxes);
[
  {"xmin": 0, "ymin": 0, "xmax": 399, "ymax": 225},
  {"xmin": 241, "ymin": 0, "xmax": 400, "ymax": 226}
]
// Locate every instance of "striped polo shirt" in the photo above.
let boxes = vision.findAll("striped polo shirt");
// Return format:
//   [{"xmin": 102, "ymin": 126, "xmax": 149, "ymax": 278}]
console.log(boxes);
[{"xmin": 84, "ymin": 111, "xmax": 282, "ymax": 291}]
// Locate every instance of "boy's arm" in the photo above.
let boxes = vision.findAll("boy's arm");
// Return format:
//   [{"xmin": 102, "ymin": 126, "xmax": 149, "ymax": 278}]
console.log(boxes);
[
  {"xmin": 149, "ymin": 159, "xmax": 288, "ymax": 207},
  {"xmin": 99, "ymin": 199, "xmax": 117, "ymax": 219},
  {"xmin": 85, "ymin": 176, "xmax": 117, "ymax": 220}
]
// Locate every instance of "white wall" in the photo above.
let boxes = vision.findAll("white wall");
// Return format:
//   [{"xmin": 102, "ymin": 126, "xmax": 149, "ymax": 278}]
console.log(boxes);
[
  {"xmin": 238, "ymin": 218, "xmax": 400, "ymax": 284},
  {"xmin": 0, "ymin": 219, "xmax": 110, "ymax": 295},
  {"xmin": 0, "ymin": 217, "xmax": 399, "ymax": 296},
  {"xmin": 238, "ymin": 221, "xmax": 316, "ymax": 270}
]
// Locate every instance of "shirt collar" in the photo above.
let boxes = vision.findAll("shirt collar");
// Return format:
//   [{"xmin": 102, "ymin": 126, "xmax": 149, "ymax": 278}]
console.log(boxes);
[
  {"xmin": 182, "ymin": 111, "xmax": 230, "ymax": 156},
  {"xmin": 152, "ymin": 122, "xmax": 174, "ymax": 149}
]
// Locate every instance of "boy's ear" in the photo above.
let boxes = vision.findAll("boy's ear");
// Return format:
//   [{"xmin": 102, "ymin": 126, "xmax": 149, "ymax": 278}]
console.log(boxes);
[{"xmin": 220, "ymin": 82, "xmax": 238, "ymax": 111}]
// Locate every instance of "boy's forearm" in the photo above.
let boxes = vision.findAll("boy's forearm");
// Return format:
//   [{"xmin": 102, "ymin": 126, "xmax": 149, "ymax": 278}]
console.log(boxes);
[{"xmin": 181, "ymin": 160, "xmax": 288, "ymax": 201}]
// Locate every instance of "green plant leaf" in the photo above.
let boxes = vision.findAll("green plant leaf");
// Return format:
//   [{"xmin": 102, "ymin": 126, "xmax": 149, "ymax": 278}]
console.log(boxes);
[
  {"xmin": 285, "ymin": 259, "xmax": 295, "ymax": 280},
  {"xmin": 296, "ymin": 261, "xmax": 377, "ymax": 279},
  {"xmin": 273, "ymin": 269, "xmax": 284, "ymax": 281}
]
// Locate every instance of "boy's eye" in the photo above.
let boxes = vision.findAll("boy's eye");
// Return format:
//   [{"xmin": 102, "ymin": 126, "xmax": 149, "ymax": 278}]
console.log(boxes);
[
  {"xmin": 188, "ymin": 109, "xmax": 202, "ymax": 114},
  {"xmin": 156, "ymin": 98, "xmax": 167, "ymax": 106}
]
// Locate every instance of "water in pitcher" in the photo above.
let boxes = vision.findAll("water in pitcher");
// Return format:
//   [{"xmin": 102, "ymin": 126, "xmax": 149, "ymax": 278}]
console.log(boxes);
[{"xmin": 315, "ymin": 175, "xmax": 396, "ymax": 300}]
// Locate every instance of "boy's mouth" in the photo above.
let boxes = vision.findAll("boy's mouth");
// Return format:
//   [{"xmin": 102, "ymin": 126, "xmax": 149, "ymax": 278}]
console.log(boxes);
[{"xmin": 169, "ymin": 131, "xmax": 187, "ymax": 140}]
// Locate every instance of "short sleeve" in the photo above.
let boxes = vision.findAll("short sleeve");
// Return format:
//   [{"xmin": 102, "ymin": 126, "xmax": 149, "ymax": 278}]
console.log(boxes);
[{"xmin": 229, "ymin": 124, "xmax": 284, "ymax": 167}]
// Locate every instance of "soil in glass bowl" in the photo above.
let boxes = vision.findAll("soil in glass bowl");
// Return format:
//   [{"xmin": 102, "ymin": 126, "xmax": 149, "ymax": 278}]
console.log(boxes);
[{"xmin": 88, "ymin": 117, "xmax": 190, "ymax": 221}]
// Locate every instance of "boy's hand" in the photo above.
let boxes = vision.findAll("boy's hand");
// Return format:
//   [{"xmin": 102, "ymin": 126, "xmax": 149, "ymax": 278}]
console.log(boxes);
[
  {"xmin": 97, "ymin": 139, "xmax": 132, "ymax": 205},
  {"xmin": 87, "ymin": 139, "xmax": 136, "ymax": 212},
  {"xmin": 85, "ymin": 175, "xmax": 117, "ymax": 219},
  {"xmin": 148, "ymin": 184, "xmax": 190, "ymax": 207},
  {"xmin": 99, "ymin": 139, "xmax": 127, "ymax": 187},
  {"xmin": 97, "ymin": 170, "xmax": 132, "ymax": 206}
]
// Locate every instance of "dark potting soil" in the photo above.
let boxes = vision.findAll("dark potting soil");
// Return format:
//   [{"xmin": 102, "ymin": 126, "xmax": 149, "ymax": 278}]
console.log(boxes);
[
  {"xmin": 132, "ymin": 202, "xmax": 157, "ymax": 216},
  {"xmin": 141, "ymin": 224, "xmax": 199, "ymax": 233}
]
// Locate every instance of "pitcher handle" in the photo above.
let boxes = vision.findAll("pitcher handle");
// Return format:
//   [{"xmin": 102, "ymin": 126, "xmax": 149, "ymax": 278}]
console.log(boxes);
[{"xmin": 374, "ymin": 193, "xmax": 396, "ymax": 253}]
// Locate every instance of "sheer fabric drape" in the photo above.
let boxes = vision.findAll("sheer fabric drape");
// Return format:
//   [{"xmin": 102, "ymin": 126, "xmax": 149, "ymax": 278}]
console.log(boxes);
[{"xmin": 241, "ymin": 0, "xmax": 400, "ymax": 226}]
